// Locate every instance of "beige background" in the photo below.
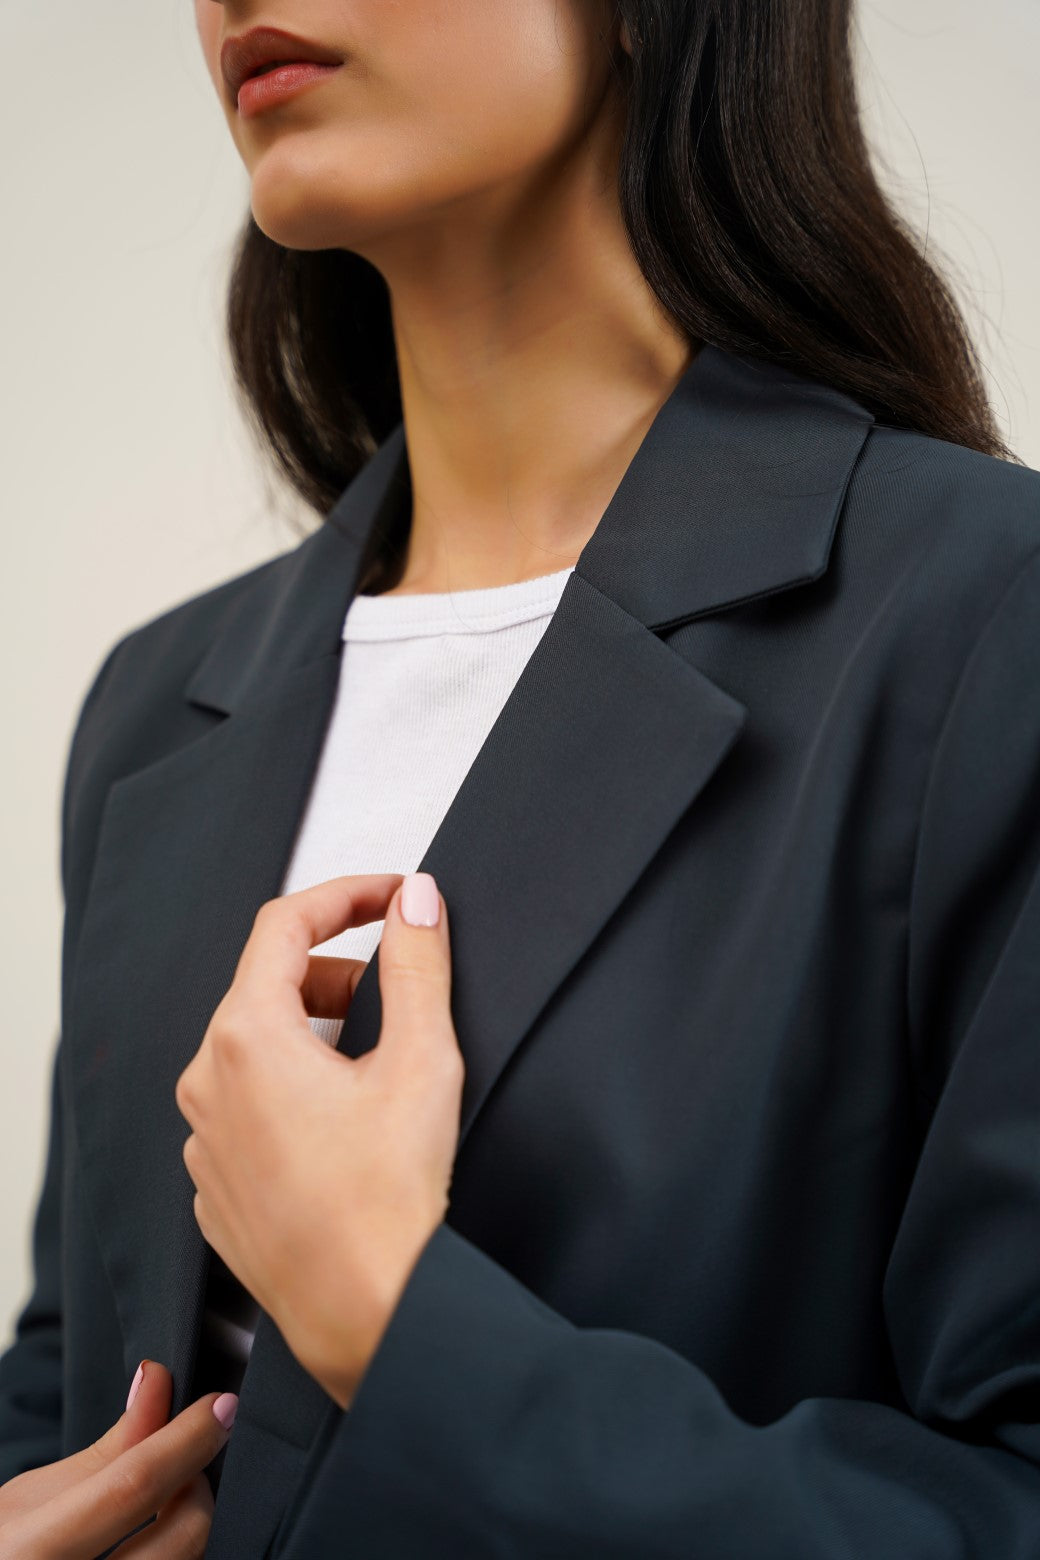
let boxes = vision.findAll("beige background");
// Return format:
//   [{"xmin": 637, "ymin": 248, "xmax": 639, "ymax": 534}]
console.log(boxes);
[{"xmin": 2, "ymin": 1, "xmax": 1038, "ymax": 1346}]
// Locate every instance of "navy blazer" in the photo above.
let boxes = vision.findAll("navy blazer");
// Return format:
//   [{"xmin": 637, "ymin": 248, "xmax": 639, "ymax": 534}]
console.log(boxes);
[{"xmin": 2, "ymin": 343, "xmax": 1039, "ymax": 1557}]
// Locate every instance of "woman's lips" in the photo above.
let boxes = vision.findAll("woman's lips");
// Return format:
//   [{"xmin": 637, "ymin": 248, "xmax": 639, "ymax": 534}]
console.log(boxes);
[{"xmin": 237, "ymin": 62, "xmax": 343, "ymax": 120}]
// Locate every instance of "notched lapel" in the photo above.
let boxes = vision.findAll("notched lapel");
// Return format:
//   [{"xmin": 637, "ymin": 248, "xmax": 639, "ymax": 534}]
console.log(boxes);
[
  {"xmin": 334, "ymin": 571, "xmax": 749, "ymax": 1153},
  {"xmin": 329, "ymin": 340, "xmax": 874, "ymax": 1160},
  {"xmin": 65, "ymin": 653, "xmax": 346, "ymax": 1413},
  {"xmin": 64, "ymin": 432, "xmax": 411, "ymax": 1416}
]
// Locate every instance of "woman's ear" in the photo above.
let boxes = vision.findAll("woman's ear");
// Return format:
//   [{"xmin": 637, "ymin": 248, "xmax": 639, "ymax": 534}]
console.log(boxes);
[{"xmin": 618, "ymin": 18, "xmax": 634, "ymax": 58}]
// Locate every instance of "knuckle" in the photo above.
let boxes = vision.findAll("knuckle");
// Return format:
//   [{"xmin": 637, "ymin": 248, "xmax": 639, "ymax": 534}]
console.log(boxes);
[
  {"xmin": 442, "ymin": 1044, "xmax": 466, "ymax": 1083},
  {"xmin": 110, "ymin": 1455, "xmax": 158, "ymax": 1518},
  {"xmin": 422, "ymin": 1029, "xmax": 464, "ymax": 1076},
  {"xmin": 255, "ymin": 895, "xmax": 302, "ymax": 939},
  {"xmin": 252, "ymin": 898, "xmax": 279, "ymax": 929},
  {"xmin": 174, "ymin": 1066, "xmax": 196, "ymax": 1116},
  {"xmin": 211, "ymin": 1015, "xmax": 249, "ymax": 1064},
  {"xmin": 213, "ymin": 987, "xmax": 248, "ymax": 1038},
  {"xmin": 185, "ymin": 1519, "xmax": 213, "ymax": 1558},
  {"xmin": 382, "ymin": 950, "xmax": 447, "ymax": 985},
  {"xmin": 169, "ymin": 1499, "xmax": 213, "ymax": 1555},
  {"xmin": 81, "ymin": 1429, "xmax": 116, "ymax": 1478},
  {"xmin": 436, "ymin": 1051, "xmax": 466, "ymax": 1097},
  {"xmin": 402, "ymin": 1027, "xmax": 465, "ymax": 1090}
]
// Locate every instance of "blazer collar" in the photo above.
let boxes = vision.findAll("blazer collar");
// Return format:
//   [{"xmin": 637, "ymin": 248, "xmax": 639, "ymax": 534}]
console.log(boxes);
[{"xmin": 184, "ymin": 342, "xmax": 873, "ymax": 719}]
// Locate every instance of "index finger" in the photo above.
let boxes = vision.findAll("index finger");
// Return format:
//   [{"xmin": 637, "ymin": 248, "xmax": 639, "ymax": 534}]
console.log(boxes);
[
  {"xmin": 234, "ymin": 874, "xmax": 406, "ymax": 1004},
  {"xmin": 6, "ymin": 1394, "xmax": 233, "ymax": 1560}
]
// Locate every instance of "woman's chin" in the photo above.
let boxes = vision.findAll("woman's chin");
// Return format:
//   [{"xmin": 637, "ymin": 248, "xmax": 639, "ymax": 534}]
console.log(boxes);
[
  {"xmin": 247, "ymin": 180, "xmax": 398, "ymax": 255},
  {"xmin": 248, "ymin": 192, "xmax": 348, "ymax": 252}
]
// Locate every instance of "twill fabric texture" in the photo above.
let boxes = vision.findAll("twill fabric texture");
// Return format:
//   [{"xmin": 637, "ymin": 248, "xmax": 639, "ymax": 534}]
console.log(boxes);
[{"xmin": 1, "ymin": 343, "xmax": 1039, "ymax": 1558}]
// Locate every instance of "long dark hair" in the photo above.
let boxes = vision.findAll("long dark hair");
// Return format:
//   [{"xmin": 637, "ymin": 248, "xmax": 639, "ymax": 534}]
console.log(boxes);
[{"xmin": 223, "ymin": 0, "xmax": 1022, "ymax": 590}]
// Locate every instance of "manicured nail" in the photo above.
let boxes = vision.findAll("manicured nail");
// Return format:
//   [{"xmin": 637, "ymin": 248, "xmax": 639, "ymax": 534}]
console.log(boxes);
[
  {"xmin": 401, "ymin": 872, "xmax": 440, "ymax": 927},
  {"xmin": 213, "ymin": 1393, "xmax": 238, "ymax": 1430},
  {"xmin": 126, "ymin": 1361, "xmax": 145, "ymax": 1412}
]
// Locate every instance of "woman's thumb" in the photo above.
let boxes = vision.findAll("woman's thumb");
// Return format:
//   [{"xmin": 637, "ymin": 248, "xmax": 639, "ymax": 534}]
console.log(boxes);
[{"xmin": 376, "ymin": 873, "xmax": 453, "ymax": 1050}]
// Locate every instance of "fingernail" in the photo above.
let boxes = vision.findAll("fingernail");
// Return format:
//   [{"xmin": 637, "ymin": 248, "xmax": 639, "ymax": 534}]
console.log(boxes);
[
  {"xmin": 126, "ymin": 1360, "xmax": 146, "ymax": 1412},
  {"xmin": 213, "ymin": 1392, "xmax": 238, "ymax": 1430},
  {"xmin": 401, "ymin": 872, "xmax": 440, "ymax": 927}
]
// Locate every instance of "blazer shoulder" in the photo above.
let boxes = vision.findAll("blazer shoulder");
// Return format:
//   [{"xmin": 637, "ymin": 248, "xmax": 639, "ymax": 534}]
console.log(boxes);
[
  {"xmin": 853, "ymin": 420, "xmax": 1040, "ymax": 558},
  {"xmin": 75, "ymin": 517, "xmax": 342, "ymax": 749},
  {"xmin": 94, "ymin": 537, "xmax": 310, "ymax": 702},
  {"xmin": 839, "ymin": 422, "xmax": 1040, "ymax": 643}
]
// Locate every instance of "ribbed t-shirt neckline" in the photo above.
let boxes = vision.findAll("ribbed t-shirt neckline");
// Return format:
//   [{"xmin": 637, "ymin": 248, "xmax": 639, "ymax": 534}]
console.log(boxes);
[{"xmin": 342, "ymin": 564, "xmax": 576, "ymax": 642}]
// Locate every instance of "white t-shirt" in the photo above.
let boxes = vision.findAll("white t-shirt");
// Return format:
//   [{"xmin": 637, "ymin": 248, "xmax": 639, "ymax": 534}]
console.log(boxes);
[{"xmin": 197, "ymin": 562, "xmax": 576, "ymax": 1388}]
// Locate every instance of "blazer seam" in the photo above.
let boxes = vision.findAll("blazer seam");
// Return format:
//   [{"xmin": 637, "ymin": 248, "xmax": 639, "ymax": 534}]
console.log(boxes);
[{"xmin": 904, "ymin": 537, "xmax": 1040, "ymax": 1113}]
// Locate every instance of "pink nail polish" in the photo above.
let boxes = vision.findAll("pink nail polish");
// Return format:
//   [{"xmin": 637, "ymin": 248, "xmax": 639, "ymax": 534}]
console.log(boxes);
[
  {"xmin": 401, "ymin": 872, "xmax": 440, "ymax": 926},
  {"xmin": 213, "ymin": 1392, "xmax": 238, "ymax": 1430},
  {"xmin": 126, "ymin": 1361, "xmax": 145, "ymax": 1411}
]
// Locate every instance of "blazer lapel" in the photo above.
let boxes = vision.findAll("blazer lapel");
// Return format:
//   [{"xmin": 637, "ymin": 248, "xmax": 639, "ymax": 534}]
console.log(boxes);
[
  {"xmin": 64, "ymin": 430, "xmax": 409, "ymax": 1413},
  {"xmin": 64, "ymin": 343, "xmax": 873, "ymax": 1548}
]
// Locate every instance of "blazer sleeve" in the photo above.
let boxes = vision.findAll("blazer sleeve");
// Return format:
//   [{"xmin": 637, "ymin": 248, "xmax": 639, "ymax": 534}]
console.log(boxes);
[
  {"xmin": 276, "ymin": 547, "xmax": 1040, "ymax": 1559},
  {"xmin": 0, "ymin": 639, "xmax": 125, "ymax": 1484},
  {"xmin": 0, "ymin": 1038, "xmax": 66, "ymax": 1482}
]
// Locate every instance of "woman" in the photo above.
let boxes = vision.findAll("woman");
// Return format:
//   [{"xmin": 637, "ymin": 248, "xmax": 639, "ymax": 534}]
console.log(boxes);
[{"xmin": 1, "ymin": 0, "xmax": 1038, "ymax": 1555}]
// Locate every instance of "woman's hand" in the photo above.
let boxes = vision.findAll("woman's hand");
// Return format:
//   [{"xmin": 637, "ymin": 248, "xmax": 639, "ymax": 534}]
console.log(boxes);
[
  {"xmin": 0, "ymin": 1359, "xmax": 234, "ymax": 1558},
  {"xmin": 174, "ymin": 871, "xmax": 464, "ymax": 1410}
]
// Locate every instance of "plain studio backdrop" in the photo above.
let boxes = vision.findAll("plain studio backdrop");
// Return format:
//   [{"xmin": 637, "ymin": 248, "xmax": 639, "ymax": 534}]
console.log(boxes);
[{"xmin": 1, "ymin": 1, "xmax": 1037, "ymax": 1346}]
